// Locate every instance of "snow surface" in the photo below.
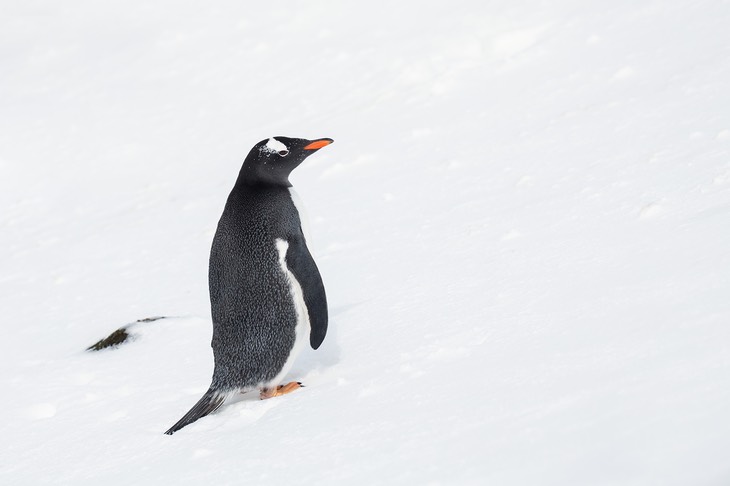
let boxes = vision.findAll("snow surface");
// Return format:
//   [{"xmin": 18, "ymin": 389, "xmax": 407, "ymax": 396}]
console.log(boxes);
[{"xmin": 2, "ymin": 1, "xmax": 730, "ymax": 484}]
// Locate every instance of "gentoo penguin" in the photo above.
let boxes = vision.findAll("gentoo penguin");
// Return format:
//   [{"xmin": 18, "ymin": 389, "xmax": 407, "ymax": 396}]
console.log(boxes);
[{"xmin": 164, "ymin": 136, "xmax": 332, "ymax": 435}]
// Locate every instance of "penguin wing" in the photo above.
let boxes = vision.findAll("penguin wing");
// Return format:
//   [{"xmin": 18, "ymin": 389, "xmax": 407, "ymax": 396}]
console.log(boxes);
[{"xmin": 285, "ymin": 236, "xmax": 328, "ymax": 349}]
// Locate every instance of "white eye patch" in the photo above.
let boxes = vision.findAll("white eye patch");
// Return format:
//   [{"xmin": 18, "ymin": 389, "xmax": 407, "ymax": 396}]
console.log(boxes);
[{"xmin": 261, "ymin": 137, "xmax": 289, "ymax": 155}]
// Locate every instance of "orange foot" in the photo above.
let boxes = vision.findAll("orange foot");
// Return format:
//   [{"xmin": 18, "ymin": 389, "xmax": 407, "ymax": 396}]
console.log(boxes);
[{"xmin": 260, "ymin": 381, "xmax": 304, "ymax": 400}]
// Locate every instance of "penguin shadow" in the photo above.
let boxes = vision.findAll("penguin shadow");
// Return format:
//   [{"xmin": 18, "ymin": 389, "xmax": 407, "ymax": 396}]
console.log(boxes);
[{"xmin": 289, "ymin": 301, "xmax": 363, "ymax": 378}]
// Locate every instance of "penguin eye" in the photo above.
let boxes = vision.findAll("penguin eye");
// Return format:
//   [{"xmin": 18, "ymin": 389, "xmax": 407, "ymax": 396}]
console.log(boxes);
[{"xmin": 278, "ymin": 150, "xmax": 289, "ymax": 157}]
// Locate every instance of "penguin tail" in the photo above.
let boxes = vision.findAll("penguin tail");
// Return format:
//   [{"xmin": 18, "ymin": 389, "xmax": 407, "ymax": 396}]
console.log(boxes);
[{"xmin": 164, "ymin": 388, "xmax": 229, "ymax": 435}]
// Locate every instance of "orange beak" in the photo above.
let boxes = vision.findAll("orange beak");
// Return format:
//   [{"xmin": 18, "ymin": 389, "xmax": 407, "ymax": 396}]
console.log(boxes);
[{"xmin": 304, "ymin": 138, "xmax": 333, "ymax": 150}]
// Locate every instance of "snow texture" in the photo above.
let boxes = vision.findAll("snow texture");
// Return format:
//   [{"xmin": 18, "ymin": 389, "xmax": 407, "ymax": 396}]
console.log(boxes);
[{"xmin": 2, "ymin": 1, "xmax": 730, "ymax": 484}]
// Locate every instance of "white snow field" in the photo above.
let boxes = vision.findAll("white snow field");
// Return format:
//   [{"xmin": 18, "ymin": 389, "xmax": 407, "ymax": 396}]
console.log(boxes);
[{"xmin": 2, "ymin": 1, "xmax": 730, "ymax": 484}]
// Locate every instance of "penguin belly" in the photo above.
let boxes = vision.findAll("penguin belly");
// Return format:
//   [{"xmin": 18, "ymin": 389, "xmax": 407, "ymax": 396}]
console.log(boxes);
[{"xmin": 263, "ymin": 238, "xmax": 311, "ymax": 388}]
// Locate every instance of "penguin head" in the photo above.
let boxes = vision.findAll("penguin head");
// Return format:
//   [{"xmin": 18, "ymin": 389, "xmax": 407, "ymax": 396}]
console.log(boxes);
[{"xmin": 238, "ymin": 136, "xmax": 333, "ymax": 187}]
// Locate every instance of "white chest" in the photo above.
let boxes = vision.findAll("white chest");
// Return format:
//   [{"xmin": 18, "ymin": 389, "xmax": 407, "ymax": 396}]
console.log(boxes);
[
  {"xmin": 288, "ymin": 187, "xmax": 312, "ymax": 244},
  {"xmin": 266, "ymin": 238, "xmax": 310, "ymax": 387}
]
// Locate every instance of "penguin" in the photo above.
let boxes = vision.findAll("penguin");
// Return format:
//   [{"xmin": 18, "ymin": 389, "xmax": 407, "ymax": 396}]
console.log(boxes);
[{"xmin": 164, "ymin": 136, "xmax": 332, "ymax": 435}]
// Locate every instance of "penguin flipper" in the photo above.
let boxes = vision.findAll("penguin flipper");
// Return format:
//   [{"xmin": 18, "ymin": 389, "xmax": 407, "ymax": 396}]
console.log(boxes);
[
  {"xmin": 286, "ymin": 236, "xmax": 328, "ymax": 349},
  {"xmin": 164, "ymin": 388, "xmax": 228, "ymax": 435}
]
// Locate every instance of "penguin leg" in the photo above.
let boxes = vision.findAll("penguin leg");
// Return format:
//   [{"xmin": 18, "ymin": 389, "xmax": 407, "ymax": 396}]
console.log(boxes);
[{"xmin": 260, "ymin": 381, "xmax": 303, "ymax": 400}]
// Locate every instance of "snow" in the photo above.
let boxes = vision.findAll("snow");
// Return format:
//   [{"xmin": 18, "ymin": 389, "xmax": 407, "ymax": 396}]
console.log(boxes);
[
  {"xmin": 263, "ymin": 137, "xmax": 289, "ymax": 154},
  {"xmin": 2, "ymin": 0, "xmax": 730, "ymax": 484}
]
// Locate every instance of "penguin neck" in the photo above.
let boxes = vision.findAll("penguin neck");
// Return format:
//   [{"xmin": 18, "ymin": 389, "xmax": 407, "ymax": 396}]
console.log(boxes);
[{"xmin": 235, "ymin": 165, "xmax": 292, "ymax": 189}]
